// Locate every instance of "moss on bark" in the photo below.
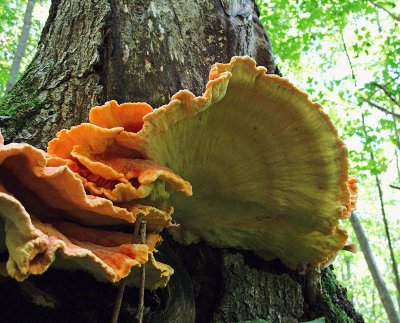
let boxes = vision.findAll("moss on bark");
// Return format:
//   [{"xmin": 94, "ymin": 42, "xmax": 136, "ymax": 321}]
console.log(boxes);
[
  {"xmin": 315, "ymin": 267, "xmax": 364, "ymax": 323},
  {"xmin": 0, "ymin": 62, "xmax": 48, "ymax": 142}
]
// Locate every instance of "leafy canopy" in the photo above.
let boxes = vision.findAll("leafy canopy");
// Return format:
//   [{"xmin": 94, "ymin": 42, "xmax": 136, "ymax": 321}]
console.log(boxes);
[{"xmin": 257, "ymin": 0, "xmax": 399, "ymax": 321}]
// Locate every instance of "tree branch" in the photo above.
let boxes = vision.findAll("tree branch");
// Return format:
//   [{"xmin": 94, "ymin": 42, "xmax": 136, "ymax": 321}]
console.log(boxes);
[
  {"xmin": 367, "ymin": 82, "xmax": 400, "ymax": 150},
  {"xmin": 371, "ymin": 82, "xmax": 400, "ymax": 108},
  {"xmin": 367, "ymin": 0, "xmax": 400, "ymax": 22},
  {"xmin": 136, "ymin": 220, "xmax": 146, "ymax": 323},
  {"xmin": 390, "ymin": 184, "xmax": 400, "ymax": 190},
  {"xmin": 340, "ymin": 32, "xmax": 357, "ymax": 86},
  {"xmin": 361, "ymin": 97, "xmax": 400, "ymax": 118},
  {"xmin": 111, "ymin": 214, "xmax": 144, "ymax": 323}
]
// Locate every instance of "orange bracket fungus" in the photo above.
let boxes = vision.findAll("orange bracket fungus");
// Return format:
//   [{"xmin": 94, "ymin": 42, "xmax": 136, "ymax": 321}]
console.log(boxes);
[{"xmin": 0, "ymin": 56, "xmax": 356, "ymax": 288}]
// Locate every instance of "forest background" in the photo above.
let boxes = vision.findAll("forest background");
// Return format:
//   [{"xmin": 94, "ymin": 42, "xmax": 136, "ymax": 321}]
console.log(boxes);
[{"xmin": 0, "ymin": 0, "xmax": 399, "ymax": 321}]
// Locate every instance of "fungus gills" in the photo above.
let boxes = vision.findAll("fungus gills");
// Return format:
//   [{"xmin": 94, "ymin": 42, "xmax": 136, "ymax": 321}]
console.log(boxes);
[{"xmin": 0, "ymin": 56, "xmax": 356, "ymax": 287}]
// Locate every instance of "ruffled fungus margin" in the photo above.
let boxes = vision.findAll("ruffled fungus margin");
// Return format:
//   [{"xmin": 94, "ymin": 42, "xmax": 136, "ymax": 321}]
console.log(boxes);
[
  {"xmin": 91, "ymin": 56, "xmax": 357, "ymax": 268},
  {"xmin": 0, "ymin": 56, "xmax": 356, "ymax": 288}
]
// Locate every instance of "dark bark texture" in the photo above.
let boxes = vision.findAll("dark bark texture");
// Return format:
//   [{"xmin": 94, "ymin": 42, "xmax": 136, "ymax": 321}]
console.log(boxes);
[
  {"xmin": 0, "ymin": 0, "xmax": 363, "ymax": 322},
  {"xmin": 0, "ymin": 0, "xmax": 275, "ymax": 148},
  {"xmin": 211, "ymin": 253, "xmax": 303, "ymax": 322},
  {"xmin": 0, "ymin": 238, "xmax": 363, "ymax": 323}
]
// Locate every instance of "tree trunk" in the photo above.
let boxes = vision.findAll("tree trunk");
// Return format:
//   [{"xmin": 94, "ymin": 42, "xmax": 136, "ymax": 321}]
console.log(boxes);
[
  {"xmin": 350, "ymin": 212, "xmax": 400, "ymax": 323},
  {"xmin": 361, "ymin": 114, "xmax": 400, "ymax": 310},
  {"xmin": 5, "ymin": 0, "xmax": 36, "ymax": 92},
  {"xmin": 0, "ymin": 1, "xmax": 363, "ymax": 322},
  {"xmin": 1, "ymin": 0, "xmax": 276, "ymax": 148}
]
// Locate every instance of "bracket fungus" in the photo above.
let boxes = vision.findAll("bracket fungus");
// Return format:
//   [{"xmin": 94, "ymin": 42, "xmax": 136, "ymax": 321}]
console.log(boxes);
[
  {"xmin": 0, "ymin": 137, "xmax": 174, "ymax": 289},
  {"xmin": 0, "ymin": 56, "xmax": 356, "ymax": 289}
]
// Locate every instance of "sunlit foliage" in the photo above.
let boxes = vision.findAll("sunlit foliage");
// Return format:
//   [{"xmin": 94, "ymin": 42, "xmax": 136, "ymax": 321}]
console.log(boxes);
[
  {"xmin": 257, "ymin": 0, "xmax": 400, "ymax": 321},
  {"xmin": 0, "ymin": 0, "xmax": 47, "ymax": 95}
]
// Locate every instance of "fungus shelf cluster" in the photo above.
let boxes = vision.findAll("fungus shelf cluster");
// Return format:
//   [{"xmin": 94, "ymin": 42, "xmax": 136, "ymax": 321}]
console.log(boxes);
[{"xmin": 0, "ymin": 56, "xmax": 356, "ymax": 288}]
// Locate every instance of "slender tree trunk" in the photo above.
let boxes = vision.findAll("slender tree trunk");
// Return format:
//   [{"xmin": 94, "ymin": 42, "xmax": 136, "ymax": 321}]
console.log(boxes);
[
  {"xmin": 0, "ymin": 1, "xmax": 363, "ymax": 322},
  {"xmin": 374, "ymin": 170, "xmax": 400, "ymax": 308},
  {"xmin": 361, "ymin": 114, "xmax": 400, "ymax": 310},
  {"xmin": 346, "ymin": 258, "xmax": 351, "ymax": 280},
  {"xmin": 342, "ymin": 28, "xmax": 399, "ymax": 321},
  {"xmin": 5, "ymin": 0, "xmax": 36, "ymax": 92},
  {"xmin": 350, "ymin": 212, "xmax": 400, "ymax": 323},
  {"xmin": 372, "ymin": 289, "xmax": 376, "ymax": 319},
  {"xmin": 391, "ymin": 106, "xmax": 400, "ymax": 180}
]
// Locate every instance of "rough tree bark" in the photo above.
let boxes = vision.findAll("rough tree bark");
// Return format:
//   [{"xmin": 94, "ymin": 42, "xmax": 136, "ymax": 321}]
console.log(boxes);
[{"xmin": 0, "ymin": 1, "xmax": 363, "ymax": 322}]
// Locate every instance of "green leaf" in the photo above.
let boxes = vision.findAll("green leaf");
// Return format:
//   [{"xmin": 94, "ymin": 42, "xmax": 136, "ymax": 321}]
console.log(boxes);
[{"xmin": 303, "ymin": 318, "xmax": 326, "ymax": 323}]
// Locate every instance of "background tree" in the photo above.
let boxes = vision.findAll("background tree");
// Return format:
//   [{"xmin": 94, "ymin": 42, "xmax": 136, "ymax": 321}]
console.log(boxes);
[
  {"xmin": 6, "ymin": 0, "xmax": 36, "ymax": 92},
  {"xmin": 0, "ymin": 0, "xmax": 45, "ymax": 95},
  {"xmin": 256, "ymin": 0, "xmax": 400, "ymax": 320}
]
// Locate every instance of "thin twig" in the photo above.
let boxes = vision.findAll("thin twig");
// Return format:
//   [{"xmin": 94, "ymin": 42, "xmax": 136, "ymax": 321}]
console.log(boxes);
[
  {"xmin": 136, "ymin": 220, "xmax": 146, "ymax": 323},
  {"xmin": 390, "ymin": 184, "xmax": 400, "ymax": 190},
  {"xmin": 111, "ymin": 280, "xmax": 127, "ymax": 323},
  {"xmin": 130, "ymin": 214, "xmax": 144, "ymax": 245},
  {"xmin": 366, "ymin": 76, "xmax": 400, "ymax": 100},
  {"xmin": 391, "ymin": 105, "xmax": 400, "ymax": 151},
  {"xmin": 371, "ymin": 82, "xmax": 400, "ymax": 108},
  {"xmin": 340, "ymin": 32, "xmax": 357, "ymax": 87},
  {"xmin": 361, "ymin": 97, "xmax": 400, "ymax": 118},
  {"xmin": 366, "ymin": 0, "xmax": 400, "ymax": 22},
  {"xmin": 111, "ymin": 214, "xmax": 144, "ymax": 323}
]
